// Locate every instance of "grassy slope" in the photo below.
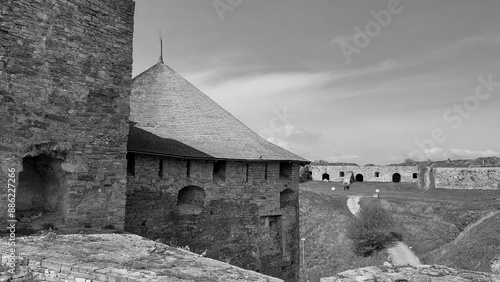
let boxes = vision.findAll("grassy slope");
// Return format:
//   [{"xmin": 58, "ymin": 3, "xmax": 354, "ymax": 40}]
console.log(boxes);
[
  {"xmin": 299, "ymin": 189, "xmax": 387, "ymax": 282},
  {"xmin": 300, "ymin": 181, "xmax": 500, "ymax": 280},
  {"xmin": 372, "ymin": 198, "xmax": 493, "ymax": 255},
  {"xmin": 422, "ymin": 212, "xmax": 500, "ymax": 272}
]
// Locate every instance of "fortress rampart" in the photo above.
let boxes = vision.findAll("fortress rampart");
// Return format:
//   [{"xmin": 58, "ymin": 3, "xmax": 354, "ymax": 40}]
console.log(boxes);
[
  {"xmin": 311, "ymin": 164, "xmax": 500, "ymax": 190},
  {"xmin": 420, "ymin": 167, "xmax": 500, "ymax": 190},
  {"xmin": 310, "ymin": 165, "xmax": 419, "ymax": 183}
]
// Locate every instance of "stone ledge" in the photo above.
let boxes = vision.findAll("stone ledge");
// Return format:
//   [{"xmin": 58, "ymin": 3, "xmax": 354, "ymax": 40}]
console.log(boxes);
[
  {"xmin": 1, "ymin": 255, "xmax": 163, "ymax": 282},
  {"xmin": 320, "ymin": 264, "xmax": 500, "ymax": 282}
]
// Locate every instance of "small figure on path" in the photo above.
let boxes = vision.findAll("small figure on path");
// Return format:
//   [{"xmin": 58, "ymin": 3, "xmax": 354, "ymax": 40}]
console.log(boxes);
[{"xmin": 343, "ymin": 178, "xmax": 350, "ymax": 191}]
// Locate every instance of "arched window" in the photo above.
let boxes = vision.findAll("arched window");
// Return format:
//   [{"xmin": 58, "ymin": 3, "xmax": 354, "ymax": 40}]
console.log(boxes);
[
  {"xmin": 413, "ymin": 173, "xmax": 418, "ymax": 179},
  {"xmin": 280, "ymin": 189, "xmax": 296, "ymax": 209},
  {"xmin": 375, "ymin": 172, "xmax": 380, "ymax": 177},
  {"xmin": 178, "ymin": 186, "xmax": 205, "ymax": 215},
  {"xmin": 339, "ymin": 171, "xmax": 345, "ymax": 177}
]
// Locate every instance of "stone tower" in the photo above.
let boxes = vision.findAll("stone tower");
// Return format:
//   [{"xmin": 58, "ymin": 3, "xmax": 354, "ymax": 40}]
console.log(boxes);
[
  {"xmin": 0, "ymin": 0, "xmax": 135, "ymax": 231},
  {"xmin": 124, "ymin": 59, "xmax": 307, "ymax": 281}
]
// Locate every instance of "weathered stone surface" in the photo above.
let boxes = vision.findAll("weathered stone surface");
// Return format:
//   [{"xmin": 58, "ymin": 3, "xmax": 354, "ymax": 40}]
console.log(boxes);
[
  {"xmin": 0, "ymin": 234, "xmax": 283, "ymax": 282},
  {"xmin": 0, "ymin": 0, "xmax": 135, "ymax": 230},
  {"xmin": 125, "ymin": 155, "xmax": 300, "ymax": 281},
  {"xmin": 492, "ymin": 256, "xmax": 500, "ymax": 274},
  {"xmin": 320, "ymin": 265, "xmax": 500, "ymax": 282},
  {"xmin": 429, "ymin": 167, "xmax": 500, "ymax": 190}
]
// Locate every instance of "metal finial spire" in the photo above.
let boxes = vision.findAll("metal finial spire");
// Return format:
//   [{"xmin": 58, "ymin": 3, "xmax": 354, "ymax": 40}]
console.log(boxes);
[{"xmin": 158, "ymin": 29, "xmax": 164, "ymax": 64}]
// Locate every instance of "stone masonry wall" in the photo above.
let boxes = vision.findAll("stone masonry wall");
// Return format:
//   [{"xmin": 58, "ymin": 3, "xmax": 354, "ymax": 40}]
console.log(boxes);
[
  {"xmin": 320, "ymin": 264, "xmax": 500, "ymax": 282},
  {"xmin": 0, "ymin": 0, "xmax": 135, "ymax": 230},
  {"xmin": 124, "ymin": 154, "xmax": 300, "ymax": 282},
  {"xmin": 432, "ymin": 167, "xmax": 500, "ymax": 190},
  {"xmin": 310, "ymin": 165, "xmax": 419, "ymax": 183}
]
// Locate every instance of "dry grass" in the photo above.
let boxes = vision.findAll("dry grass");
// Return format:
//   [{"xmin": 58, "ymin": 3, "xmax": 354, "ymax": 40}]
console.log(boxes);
[
  {"xmin": 299, "ymin": 189, "xmax": 388, "ymax": 282},
  {"xmin": 300, "ymin": 181, "xmax": 500, "ymax": 280},
  {"xmin": 422, "ymin": 212, "xmax": 500, "ymax": 272}
]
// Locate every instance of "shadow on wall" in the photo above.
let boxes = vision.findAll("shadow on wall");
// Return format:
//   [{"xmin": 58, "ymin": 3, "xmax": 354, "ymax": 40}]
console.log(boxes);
[{"xmin": 16, "ymin": 154, "xmax": 69, "ymax": 231}]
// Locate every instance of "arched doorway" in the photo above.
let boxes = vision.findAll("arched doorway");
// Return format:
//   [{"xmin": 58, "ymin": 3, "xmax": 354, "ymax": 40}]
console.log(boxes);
[
  {"xmin": 355, "ymin": 174, "xmax": 364, "ymax": 182},
  {"xmin": 392, "ymin": 173, "xmax": 401, "ymax": 183},
  {"xmin": 17, "ymin": 154, "xmax": 69, "ymax": 225},
  {"xmin": 322, "ymin": 173, "xmax": 330, "ymax": 181}
]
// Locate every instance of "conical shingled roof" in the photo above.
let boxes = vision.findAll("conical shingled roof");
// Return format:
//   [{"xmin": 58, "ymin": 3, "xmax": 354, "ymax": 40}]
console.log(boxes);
[{"xmin": 128, "ymin": 62, "xmax": 308, "ymax": 163}]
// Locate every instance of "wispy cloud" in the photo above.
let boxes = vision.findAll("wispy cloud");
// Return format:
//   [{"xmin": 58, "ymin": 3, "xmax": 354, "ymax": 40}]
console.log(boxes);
[
  {"xmin": 266, "ymin": 136, "xmax": 291, "ymax": 151},
  {"xmin": 265, "ymin": 125, "xmax": 321, "ymax": 153},
  {"xmin": 327, "ymin": 149, "xmax": 361, "ymax": 162},
  {"xmin": 371, "ymin": 33, "xmax": 500, "ymax": 72},
  {"xmin": 329, "ymin": 155, "xmax": 360, "ymax": 162},
  {"xmin": 400, "ymin": 148, "xmax": 500, "ymax": 162},
  {"xmin": 329, "ymin": 33, "xmax": 360, "ymax": 45},
  {"xmin": 284, "ymin": 125, "xmax": 321, "ymax": 140},
  {"xmin": 450, "ymin": 148, "xmax": 500, "ymax": 158},
  {"xmin": 185, "ymin": 68, "xmax": 331, "ymax": 99},
  {"xmin": 404, "ymin": 147, "xmax": 447, "ymax": 161}
]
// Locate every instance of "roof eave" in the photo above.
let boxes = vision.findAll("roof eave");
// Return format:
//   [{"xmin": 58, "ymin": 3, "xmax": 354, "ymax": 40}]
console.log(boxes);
[{"xmin": 127, "ymin": 148, "xmax": 309, "ymax": 164}]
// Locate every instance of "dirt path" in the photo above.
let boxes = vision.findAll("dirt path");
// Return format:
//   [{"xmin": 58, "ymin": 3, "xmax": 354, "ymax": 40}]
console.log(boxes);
[
  {"xmin": 388, "ymin": 242, "xmax": 422, "ymax": 266},
  {"xmin": 455, "ymin": 211, "xmax": 499, "ymax": 242},
  {"xmin": 346, "ymin": 196, "xmax": 421, "ymax": 266},
  {"xmin": 346, "ymin": 196, "xmax": 361, "ymax": 216}
]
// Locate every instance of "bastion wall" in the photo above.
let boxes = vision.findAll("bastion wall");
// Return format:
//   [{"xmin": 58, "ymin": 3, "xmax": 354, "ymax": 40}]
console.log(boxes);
[{"xmin": 420, "ymin": 167, "xmax": 500, "ymax": 190}]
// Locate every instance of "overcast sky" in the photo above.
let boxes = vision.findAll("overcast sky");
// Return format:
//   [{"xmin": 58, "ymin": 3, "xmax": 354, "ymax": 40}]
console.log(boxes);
[{"xmin": 132, "ymin": 0, "xmax": 500, "ymax": 165}]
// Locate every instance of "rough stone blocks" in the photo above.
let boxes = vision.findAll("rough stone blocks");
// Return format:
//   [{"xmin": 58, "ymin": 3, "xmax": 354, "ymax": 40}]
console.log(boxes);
[{"xmin": 0, "ymin": 0, "xmax": 135, "ymax": 230}]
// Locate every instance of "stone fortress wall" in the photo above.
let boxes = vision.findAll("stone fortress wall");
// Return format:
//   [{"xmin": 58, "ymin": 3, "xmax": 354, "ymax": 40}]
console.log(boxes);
[
  {"xmin": 420, "ymin": 167, "xmax": 500, "ymax": 190},
  {"xmin": 310, "ymin": 165, "xmax": 419, "ymax": 183},
  {"xmin": 125, "ymin": 155, "xmax": 300, "ymax": 281},
  {"xmin": 0, "ymin": 0, "xmax": 135, "ymax": 230},
  {"xmin": 311, "ymin": 164, "xmax": 500, "ymax": 190}
]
